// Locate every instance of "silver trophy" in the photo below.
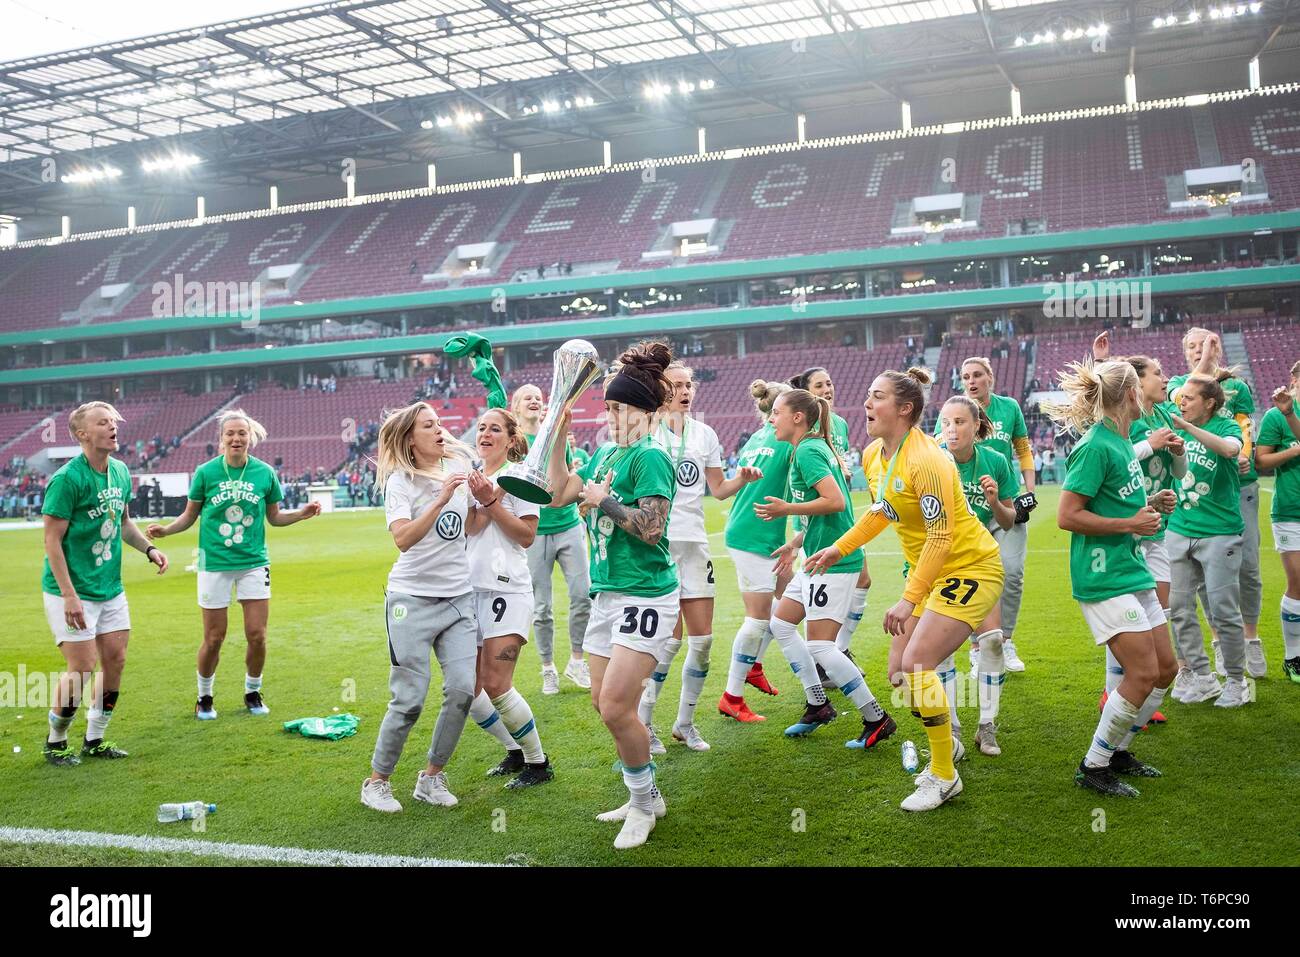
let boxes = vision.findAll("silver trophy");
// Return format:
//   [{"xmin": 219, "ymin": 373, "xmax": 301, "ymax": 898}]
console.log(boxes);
[{"xmin": 498, "ymin": 338, "xmax": 602, "ymax": 505}]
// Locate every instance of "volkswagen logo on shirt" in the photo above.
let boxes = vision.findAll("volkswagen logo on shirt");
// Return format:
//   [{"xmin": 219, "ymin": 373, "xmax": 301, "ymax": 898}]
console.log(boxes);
[
  {"xmin": 881, "ymin": 500, "xmax": 899, "ymax": 522},
  {"xmin": 436, "ymin": 512, "xmax": 463, "ymax": 540},
  {"xmin": 676, "ymin": 460, "xmax": 700, "ymax": 487}
]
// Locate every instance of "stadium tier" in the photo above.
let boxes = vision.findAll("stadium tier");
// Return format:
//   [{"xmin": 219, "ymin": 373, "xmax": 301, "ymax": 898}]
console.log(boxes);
[{"xmin": 4, "ymin": 92, "xmax": 1300, "ymax": 335}]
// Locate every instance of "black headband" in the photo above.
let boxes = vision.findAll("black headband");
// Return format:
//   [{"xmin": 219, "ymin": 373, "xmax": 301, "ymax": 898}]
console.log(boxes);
[{"xmin": 605, "ymin": 370, "xmax": 661, "ymax": 412}]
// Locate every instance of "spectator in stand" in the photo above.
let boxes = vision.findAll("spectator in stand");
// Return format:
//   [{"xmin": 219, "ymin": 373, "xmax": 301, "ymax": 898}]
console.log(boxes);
[{"xmin": 1033, "ymin": 448, "xmax": 1043, "ymax": 486}]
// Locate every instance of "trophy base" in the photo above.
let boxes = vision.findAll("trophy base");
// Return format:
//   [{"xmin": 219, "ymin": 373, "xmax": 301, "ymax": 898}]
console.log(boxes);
[{"xmin": 498, "ymin": 464, "xmax": 554, "ymax": 506}]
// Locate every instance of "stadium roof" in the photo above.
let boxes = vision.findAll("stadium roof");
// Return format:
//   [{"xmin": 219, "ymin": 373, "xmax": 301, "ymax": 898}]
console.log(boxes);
[{"xmin": 2, "ymin": 0, "xmax": 1298, "ymax": 215}]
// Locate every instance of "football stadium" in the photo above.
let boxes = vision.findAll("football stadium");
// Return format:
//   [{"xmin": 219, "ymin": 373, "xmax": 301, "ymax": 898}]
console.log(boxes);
[{"xmin": 1, "ymin": 0, "xmax": 1299, "ymax": 890}]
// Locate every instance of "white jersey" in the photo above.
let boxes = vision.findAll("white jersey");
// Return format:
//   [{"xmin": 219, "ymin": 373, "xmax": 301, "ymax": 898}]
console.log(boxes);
[
  {"xmin": 384, "ymin": 468, "xmax": 471, "ymax": 597},
  {"xmin": 655, "ymin": 418, "xmax": 722, "ymax": 544},
  {"xmin": 467, "ymin": 472, "xmax": 540, "ymax": 594}
]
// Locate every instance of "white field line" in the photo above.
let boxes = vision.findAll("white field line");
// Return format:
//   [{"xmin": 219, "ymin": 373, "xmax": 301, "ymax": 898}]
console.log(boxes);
[
  {"xmin": 0, "ymin": 521, "xmax": 43, "ymax": 532},
  {"xmin": 0, "ymin": 825, "xmax": 501, "ymax": 867}
]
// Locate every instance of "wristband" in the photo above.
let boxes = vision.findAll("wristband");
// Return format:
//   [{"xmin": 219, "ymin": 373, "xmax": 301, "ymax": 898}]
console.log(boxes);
[{"xmin": 145, "ymin": 545, "xmax": 160, "ymax": 562}]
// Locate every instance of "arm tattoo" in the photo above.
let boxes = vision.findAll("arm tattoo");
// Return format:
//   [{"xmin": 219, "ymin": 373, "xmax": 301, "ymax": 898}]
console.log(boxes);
[{"xmin": 598, "ymin": 494, "xmax": 669, "ymax": 545}]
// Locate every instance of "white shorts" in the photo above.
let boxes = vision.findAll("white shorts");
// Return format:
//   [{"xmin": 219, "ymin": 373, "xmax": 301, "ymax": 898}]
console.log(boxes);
[
  {"xmin": 1079, "ymin": 589, "xmax": 1167, "ymax": 645},
  {"xmin": 1140, "ymin": 538, "xmax": 1171, "ymax": 584},
  {"xmin": 44, "ymin": 591, "xmax": 130, "ymax": 645},
  {"xmin": 474, "ymin": 589, "xmax": 533, "ymax": 643},
  {"xmin": 198, "ymin": 566, "xmax": 271, "ymax": 609},
  {"xmin": 1273, "ymin": 522, "xmax": 1300, "ymax": 552},
  {"xmin": 583, "ymin": 589, "xmax": 680, "ymax": 660},
  {"xmin": 783, "ymin": 571, "xmax": 856, "ymax": 623},
  {"xmin": 671, "ymin": 540, "xmax": 716, "ymax": 600},
  {"xmin": 730, "ymin": 547, "xmax": 777, "ymax": 594}
]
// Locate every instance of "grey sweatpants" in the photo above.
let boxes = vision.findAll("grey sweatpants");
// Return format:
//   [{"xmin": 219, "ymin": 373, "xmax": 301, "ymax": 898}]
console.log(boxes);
[
  {"xmin": 526, "ymin": 524, "xmax": 591, "ymax": 664},
  {"xmin": 1238, "ymin": 482, "xmax": 1262, "ymax": 625},
  {"xmin": 371, "ymin": 591, "xmax": 478, "ymax": 776},
  {"xmin": 992, "ymin": 521, "xmax": 1028, "ymax": 638},
  {"xmin": 1168, "ymin": 532, "xmax": 1245, "ymax": 679}
]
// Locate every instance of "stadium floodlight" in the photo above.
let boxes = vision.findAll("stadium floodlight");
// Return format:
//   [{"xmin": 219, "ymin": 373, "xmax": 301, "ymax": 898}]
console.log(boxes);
[
  {"xmin": 420, "ymin": 119, "xmax": 434, "ymax": 129},
  {"xmin": 699, "ymin": 79, "xmax": 715, "ymax": 90},
  {"xmin": 1014, "ymin": 35, "xmax": 1026, "ymax": 46},
  {"xmin": 542, "ymin": 99, "xmax": 559, "ymax": 112},
  {"xmin": 1249, "ymin": 1, "xmax": 1261, "ymax": 10},
  {"xmin": 677, "ymin": 80, "xmax": 695, "ymax": 95},
  {"xmin": 1188, "ymin": 11, "xmax": 1200, "ymax": 21},
  {"xmin": 61, "ymin": 165, "xmax": 123, "ymax": 184},
  {"xmin": 141, "ymin": 153, "xmax": 200, "ymax": 174}
]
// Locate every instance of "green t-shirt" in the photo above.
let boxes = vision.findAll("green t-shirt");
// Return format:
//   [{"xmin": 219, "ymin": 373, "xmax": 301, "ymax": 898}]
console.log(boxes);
[
  {"xmin": 1169, "ymin": 373, "xmax": 1257, "ymax": 483},
  {"xmin": 572, "ymin": 446, "xmax": 590, "ymax": 470},
  {"xmin": 935, "ymin": 392, "xmax": 1027, "ymax": 488},
  {"xmin": 527, "ymin": 432, "xmax": 581, "ymax": 536},
  {"xmin": 41, "ymin": 454, "xmax": 132, "ymax": 602},
  {"xmin": 1169, "ymin": 414, "xmax": 1244, "ymax": 538},
  {"xmin": 1258, "ymin": 406, "xmax": 1300, "ymax": 522},
  {"xmin": 1062, "ymin": 422, "xmax": 1155, "ymax": 603},
  {"xmin": 790, "ymin": 436, "xmax": 862, "ymax": 574},
  {"xmin": 724, "ymin": 423, "xmax": 792, "ymax": 557},
  {"xmin": 1130, "ymin": 401, "xmax": 1180, "ymax": 542},
  {"xmin": 188, "ymin": 455, "xmax": 283, "ymax": 572},
  {"xmin": 952, "ymin": 444, "xmax": 1018, "ymax": 530},
  {"xmin": 830, "ymin": 413, "xmax": 851, "ymax": 466},
  {"xmin": 583, "ymin": 436, "xmax": 678, "ymax": 598}
]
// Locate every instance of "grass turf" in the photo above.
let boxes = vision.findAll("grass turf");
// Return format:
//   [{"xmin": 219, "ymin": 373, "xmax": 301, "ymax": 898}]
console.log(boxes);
[{"xmin": 1, "ymin": 484, "xmax": 1297, "ymax": 866}]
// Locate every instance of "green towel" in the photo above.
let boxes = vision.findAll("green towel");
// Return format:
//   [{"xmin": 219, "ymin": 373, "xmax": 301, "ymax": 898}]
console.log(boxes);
[
  {"xmin": 282, "ymin": 714, "xmax": 360, "ymax": 740},
  {"xmin": 443, "ymin": 333, "xmax": 506, "ymax": 410}
]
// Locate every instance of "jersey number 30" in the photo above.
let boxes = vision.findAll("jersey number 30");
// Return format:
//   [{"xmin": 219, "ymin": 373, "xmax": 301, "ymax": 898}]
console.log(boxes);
[
  {"xmin": 620, "ymin": 607, "xmax": 660, "ymax": 638},
  {"xmin": 938, "ymin": 578, "xmax": 979, "ymax": 605}
]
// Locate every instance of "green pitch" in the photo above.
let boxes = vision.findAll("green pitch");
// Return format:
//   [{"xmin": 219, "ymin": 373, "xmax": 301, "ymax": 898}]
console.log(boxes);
[{"xmin": 2, "ymin": 485, "xmax": 1296, "ymax": 866}]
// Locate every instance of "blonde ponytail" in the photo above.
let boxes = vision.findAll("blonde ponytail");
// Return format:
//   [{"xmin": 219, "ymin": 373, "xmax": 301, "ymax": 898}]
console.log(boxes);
[{"xmin": 1043, "ymin": 359, "xmax": 1139, "ymax": 435}]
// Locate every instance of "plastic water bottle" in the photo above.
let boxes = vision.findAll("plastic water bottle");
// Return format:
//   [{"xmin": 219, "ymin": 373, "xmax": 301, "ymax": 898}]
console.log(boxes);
[
  {"xmin": 157, "ymin": 802, "xmax": 216, "ymax": 823},
  {"xmin": 901, "ymin": 740, "xmax": 919, "ymax": 774}
]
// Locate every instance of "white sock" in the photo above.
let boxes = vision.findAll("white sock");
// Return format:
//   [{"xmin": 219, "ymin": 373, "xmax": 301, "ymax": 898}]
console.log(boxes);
[
  {"xmin": 47, "ymin": 709, "xmax": 75, "ymax": 745},
  {"xmin": 492, "ymin": 688, "xmax": 544, "ymax": 763},
  {"xmin": 726, "ymin": 618, "xmax": 766, "ymax": 697},
  {"xmin": 622, "ymin": 761, "xmax": 656, "ymax": 813},
  {"xmin": 470, "ymin": 689, "xmax": 522, "ymax": 754},
  {"xmin": 1117, "ymin": 686, "xmax": 1168, "ymax": 751},
  {"xmin": 835, "ymin": 587, "xmax": 868, "ymax": 652},
  {"xmin": 1283, "ymin": 596, "xmax": 1300, "ymax": 658},
  {"xmin": 1085, "ymin": 689, "xmax": 1139, "ymax": 768},
  {"xmin": 86, "ymin": 705, "xmax": 112, "ymax": 741},
  {"xmin": 937, "ymin": 653, "xmax": 960, "ymax": 736},
  {"xmin": 245, "ymin": 673, "xmax": 262, "ymax": 693},
  {"xmin": 197, "ymin": 671, "xmax": 214, "ymax": 698},
  {"xmin": 756, "ymin": 626, "xmax": 775, "ymax": 663},
  {"xmin": 807, "ymin": 640, "xmax": 883, "ymax": 720},
  {"xmin": 1104, "ymin": 646, "xmax": 1124, "ymax": 694},
  {"xmin": 638, "ymin": 638, "xmax": 682, "ymax": 726},
  {"xmin": 976, "ymin": 629, "xmax": 1005, "ymax": 725},
  {"xmin": 769, "ymin": 616, "xmax": 826, "ymax": 705},
  {"xmin": 676, "ymin": 635, "xmax": 712, "ymax": 728}
]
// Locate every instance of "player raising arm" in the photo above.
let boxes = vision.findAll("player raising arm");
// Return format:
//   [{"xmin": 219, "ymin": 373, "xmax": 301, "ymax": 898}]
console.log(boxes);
[
  {"xmin": 806, "ymin": 368, "xmax": 1003, "ymax": 811},
  {"xmin": 546, "ymin": 340, "xmax": 680, "ymax": 850},
  {"xmin": 148, "ymin": 410, "xmax": 320, "ymax": 720},
  {"xmin": 41, "ymin": 402, "xmax": 168, "ymax": 766},
  {"xmin": 1047, "ymin": 360, "xmax": 1177, "ymax": 798}
]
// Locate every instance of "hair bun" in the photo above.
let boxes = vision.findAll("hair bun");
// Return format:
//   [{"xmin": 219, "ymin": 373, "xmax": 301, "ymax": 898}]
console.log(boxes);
[
  {"xmin": 906, "ymin": 366, "xmax": 934, "ymax": 386},
  {"xmin": 750, "ymin": 379, "xmax": 770, "ymax": 399},
  {"xmin": 619, "ymin": 340, "xmax": 672, "ymax": 373}
]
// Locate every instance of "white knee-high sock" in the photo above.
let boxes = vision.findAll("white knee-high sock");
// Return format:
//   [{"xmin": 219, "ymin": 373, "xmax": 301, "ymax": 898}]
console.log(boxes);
[
  {"xmin": 492, "ymin": 688, "xmax": 544, "ymax": 763},
  {"xmin": 807, "ymin": 641, "xmax": 883, "ymax": 720},
  {"xmin": 1283, "ymin": 595, "xmax": 1300, "ymax": 658},
  {"xmin": 756, "ymin": 626, "xmax": 774, "ymax": 663},
  {"xmin": 638, "ymin": 638, "xmax": 682, "ymax": 726},
  {"xmin": 937, "ymin": 653, "xmax": 960, "ymax": 735},
  {"xmin": 470, "ymin": 689, "xmax": 521, "ymax": 754},
  {"xmin": 725, "ymin": 618, "xmax": 766, "ymax": 697},
  {"xmin": 1117, "ymin": 686, "xmax": 1167, "ymax": 751},
  {"xmin": 976, "ymin": 629, "xmax": 1005, "ymax": 725},
  {"xmin": 676, "ymin": 635, "xmax": 712, "ymax": 727},
  {"xmin": 1084, "ymin": 689, "xmax": 1139, "ymax": 768},
  {"xmin": 768, "ymin": 616, "xmax": 826, "ymax": 705},
  {"xmin": 622, "ymin": 761, "xmax": 656, "ymax": 813},
  {"xmin": 835, "ymin": 587, "xmax": 868, "ymax": 652},
  {"xmin": 1104, "ymin": 646, "xmax": 1125, "ymax": 694}
]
